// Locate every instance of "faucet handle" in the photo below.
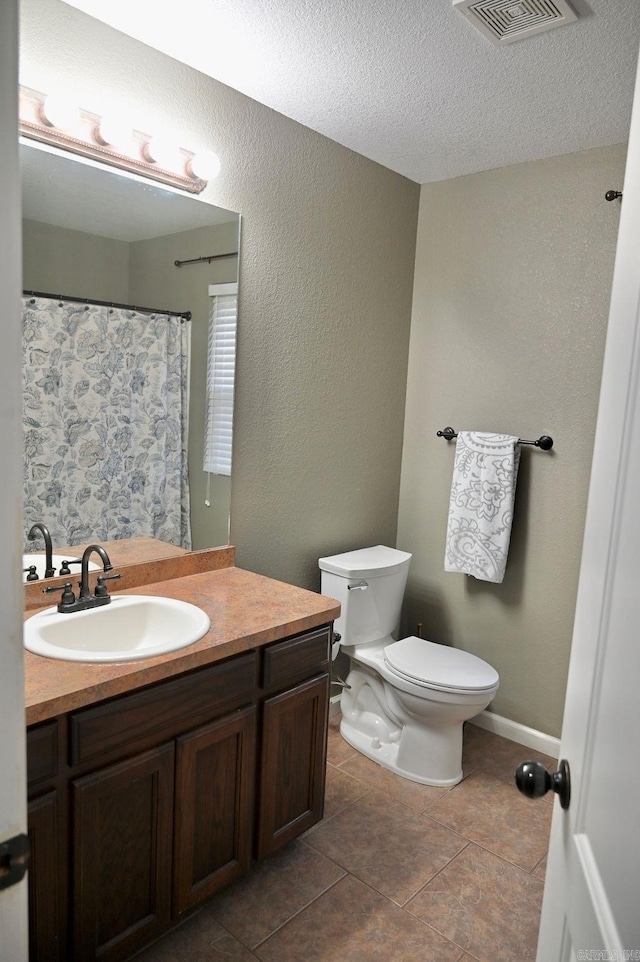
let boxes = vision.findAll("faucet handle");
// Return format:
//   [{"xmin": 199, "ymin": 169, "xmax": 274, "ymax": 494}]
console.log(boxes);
[
  {"xmin": 95, "ymin": 573, "xmax": 122, "ymax": 598},
  {"xmin": 58, "ymin": 559, "xmax": 82, "ymax": 576},
  {"xmin": 43, "ymin": 582, "xmax": 76, "ymax": 610},
  {"xmin": 23, "ymin": 566, "xmax": 39, "ymax": 582}
]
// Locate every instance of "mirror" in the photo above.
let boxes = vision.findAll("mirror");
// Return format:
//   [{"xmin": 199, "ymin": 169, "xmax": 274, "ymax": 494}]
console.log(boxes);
[{"xmin": 21, "ymin": 142, "xmax": 240, "ymax": 572}]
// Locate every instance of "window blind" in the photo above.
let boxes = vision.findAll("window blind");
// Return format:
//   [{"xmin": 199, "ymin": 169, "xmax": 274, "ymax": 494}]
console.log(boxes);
[{"xmin": 204, "ymin": 284, "xmax": 238, "ymax": 476}]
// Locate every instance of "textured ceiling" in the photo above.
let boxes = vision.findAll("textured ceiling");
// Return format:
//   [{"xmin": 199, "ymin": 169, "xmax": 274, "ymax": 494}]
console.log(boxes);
[{"xmin": 63, "ymin": 0, "xmax": 640, "ymax": 184}]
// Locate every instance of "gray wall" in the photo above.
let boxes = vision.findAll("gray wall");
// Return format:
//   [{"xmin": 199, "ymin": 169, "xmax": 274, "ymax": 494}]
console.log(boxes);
[
  {"xmin": 20, "ymin": 0, "xmax": 420, "ymax": 591},
  {"xmin": 397, "ymin": 144, "xmax": 626, "ymax": 736},
  {"xmin": 129, "ymin": 223, "xmax": 239, "ymax": 549},
  {"xmin": 22, "ymin": 218, "xmax": 129, "ymax": 300}
]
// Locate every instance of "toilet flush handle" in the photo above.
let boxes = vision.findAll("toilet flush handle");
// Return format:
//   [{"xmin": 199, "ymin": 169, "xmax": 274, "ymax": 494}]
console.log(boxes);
[{"xmin": 347, "ymin": 581, "xmax": 369, "ymax": 591}]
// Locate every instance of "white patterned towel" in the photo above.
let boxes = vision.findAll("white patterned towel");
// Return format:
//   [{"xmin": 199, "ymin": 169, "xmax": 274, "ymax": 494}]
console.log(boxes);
[{"xmin": 444, "ymin": 432, "xmax": 521, "ymax": 584}]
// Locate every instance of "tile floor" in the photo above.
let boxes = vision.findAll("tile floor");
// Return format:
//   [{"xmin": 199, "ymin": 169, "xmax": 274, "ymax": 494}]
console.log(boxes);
[{"xmin": 135, "ymin": 716, "xmax": 556, "ymax": 962}]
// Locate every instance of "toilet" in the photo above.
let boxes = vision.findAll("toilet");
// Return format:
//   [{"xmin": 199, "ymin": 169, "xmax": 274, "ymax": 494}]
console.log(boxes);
[{"xmin": 319, "ymin": 545, "xmax": 499, "ymax": 786}]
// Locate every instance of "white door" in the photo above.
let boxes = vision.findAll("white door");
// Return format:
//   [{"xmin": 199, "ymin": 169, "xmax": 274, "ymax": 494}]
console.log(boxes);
[
  {"xmin": 534, "ymin": 37, "xmax": 640, "ymax": 962},
  {"xmin": 0, "ymin": 0, "xmax": 29, "ymax": 957}
]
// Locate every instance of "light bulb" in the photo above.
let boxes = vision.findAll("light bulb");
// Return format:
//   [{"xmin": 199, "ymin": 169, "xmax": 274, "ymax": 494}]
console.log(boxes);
[
  {"xmin": 189, "ymin": 149, "xmax": 221, "ymax": 181},
  {"xmin": 144, "ymin": 136, "xmax": 180, "ymax": 170},
  {"xmin": 95, "ymin": 114, "xmax": 132, "ymax": 148},
  {"xmin": 40, "ymin": 94, "xmax": 80, "ymax": 130}
]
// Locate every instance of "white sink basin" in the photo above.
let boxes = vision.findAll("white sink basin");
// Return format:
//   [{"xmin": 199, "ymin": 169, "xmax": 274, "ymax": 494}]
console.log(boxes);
[
  {"xmin": 24, "ymin": 595, "xmax": 211, "ymax": 662},
  {"xmin": 22, "ymin": 554, "xmax": 100, "ymax": 583}
]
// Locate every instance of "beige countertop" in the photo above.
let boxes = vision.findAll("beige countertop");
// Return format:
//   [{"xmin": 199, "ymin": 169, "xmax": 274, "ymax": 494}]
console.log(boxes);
[{"xmin": 25, "ymin": 559, "xmax": 340, "ymax": 726}]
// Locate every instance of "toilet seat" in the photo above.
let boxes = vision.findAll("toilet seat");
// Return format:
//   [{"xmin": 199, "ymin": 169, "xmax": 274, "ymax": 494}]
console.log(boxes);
[{"xmin": 383, "ymin": 636, "xmax": 499, "ymax": 693}]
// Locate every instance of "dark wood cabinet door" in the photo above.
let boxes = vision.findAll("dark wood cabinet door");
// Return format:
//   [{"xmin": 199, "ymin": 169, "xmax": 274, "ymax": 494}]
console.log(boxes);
[
  {"xmin": 173, "ymin": 705, "xmax": 256, "ymax": 917},
  {"xmin": 28, "ymin": 790, "xmax": 66, "ymax": 962},
  {"xmin": 72, "ymin": 743, "xmax": 174, "ymax": 962},
  {"xmin": 257, "ymin": 673, "xmax": 329, "ymax": 859}
]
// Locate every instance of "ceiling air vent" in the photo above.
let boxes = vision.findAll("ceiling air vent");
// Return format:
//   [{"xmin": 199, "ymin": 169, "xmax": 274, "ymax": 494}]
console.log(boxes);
[{"xmin": 453, "ymin": 0, "xmax": 577, "ymax": 45}]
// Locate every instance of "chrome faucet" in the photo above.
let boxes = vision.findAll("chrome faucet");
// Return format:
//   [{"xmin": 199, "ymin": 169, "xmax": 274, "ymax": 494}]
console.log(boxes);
[
  {"xmin": 43, "ymin": 543, "xmax": 121, "ymax": 613},
  {"xmin": 27, "ymin": 522, "xmax": 55, "ymax": 578}
]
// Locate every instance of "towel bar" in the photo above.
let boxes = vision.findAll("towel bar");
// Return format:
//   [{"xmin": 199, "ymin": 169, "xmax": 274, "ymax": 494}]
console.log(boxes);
[{"xmin": 437, "ymin": 427, "xmax": 553, "ymax": 450}]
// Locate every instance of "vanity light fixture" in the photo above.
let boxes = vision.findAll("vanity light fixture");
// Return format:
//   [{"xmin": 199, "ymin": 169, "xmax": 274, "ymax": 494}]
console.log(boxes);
[{"xmin": 19, "ymin": 86, "xmax": 220, "ymax": 195}]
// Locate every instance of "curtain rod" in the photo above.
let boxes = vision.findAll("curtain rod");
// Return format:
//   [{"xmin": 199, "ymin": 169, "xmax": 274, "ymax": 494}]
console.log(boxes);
[
  {"xmin": 174, "ymin": 251, "xmax": 238, "ymax": 268},
  {"xmin": 23, "ymin": 290, "xmax": 192, "ymax": 321}
]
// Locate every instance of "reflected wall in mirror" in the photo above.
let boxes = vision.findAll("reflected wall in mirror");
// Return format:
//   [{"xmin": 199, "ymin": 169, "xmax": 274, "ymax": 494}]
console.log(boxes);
[{"xmin": 21, "ymin": 142, "xmax": 241, "ymax": 571}]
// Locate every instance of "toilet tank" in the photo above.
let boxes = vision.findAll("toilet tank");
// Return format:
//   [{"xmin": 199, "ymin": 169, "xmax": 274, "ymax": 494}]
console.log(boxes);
[{"xmin": 319, "ymin": 545, "xmax": 412, "ymax": 648}]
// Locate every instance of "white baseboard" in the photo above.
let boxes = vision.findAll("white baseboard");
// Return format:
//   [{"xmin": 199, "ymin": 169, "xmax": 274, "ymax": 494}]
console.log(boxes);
[
  {"xmin": 469, "ymin": 710, "xmax": 560, "ymax": 758},
  {"xmin": 329, "ymin": 694, "xmax": 342, "ymax": 717}
]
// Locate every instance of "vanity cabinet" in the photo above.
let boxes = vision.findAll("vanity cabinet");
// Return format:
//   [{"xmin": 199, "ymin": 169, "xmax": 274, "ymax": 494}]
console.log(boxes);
[
  {"xmin": 72, "ymin": 707, "xmax": 256, "ymax": 961},
  {"xmin": 172, "ymin": 705, "xmax": 256, "ymax": 915},
  {"xmin": 26, "ymin": 721, "xmax": 67, "ymax": 962},
  {"xmin": 26, "ymin": 624, "xmax": 331, "ymax": 962},
  {"xmin": 257, "ymin": 628, "xmax": 331, "ymax": 857},
  {"xmin": 73, "ymin": 742, "xmax": 175, "ymax": 961}
]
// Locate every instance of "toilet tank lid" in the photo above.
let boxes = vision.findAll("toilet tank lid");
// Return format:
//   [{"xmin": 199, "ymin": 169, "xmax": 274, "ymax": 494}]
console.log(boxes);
[{"xmin": 319, "ymin": 545, "xmax": 412, "ymax": 578}]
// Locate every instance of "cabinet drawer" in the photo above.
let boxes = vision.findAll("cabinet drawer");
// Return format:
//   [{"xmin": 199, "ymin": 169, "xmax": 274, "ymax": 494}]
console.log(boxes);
[
  {"xmin": 27, "ymin": 721, "xmax": 58, "ymax": 786},
  {"xmin": 70, "ymin": 652, "xmax": 258, "ymax": 767},
  {"xmin": 262, "ymin": 627, "xmax": 330, "ymax": 691}
]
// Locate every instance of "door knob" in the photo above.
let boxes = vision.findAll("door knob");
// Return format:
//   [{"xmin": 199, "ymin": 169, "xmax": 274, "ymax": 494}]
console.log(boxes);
[{"xmin": 515, "ymin": 759, "xmax": 571, "ymax": 809}]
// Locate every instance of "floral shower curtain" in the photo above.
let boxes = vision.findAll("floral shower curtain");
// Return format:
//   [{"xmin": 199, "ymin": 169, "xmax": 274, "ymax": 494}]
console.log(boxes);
[{"xmin": 22, "ymin": 296, "xmax": 192, "ymax": 551}]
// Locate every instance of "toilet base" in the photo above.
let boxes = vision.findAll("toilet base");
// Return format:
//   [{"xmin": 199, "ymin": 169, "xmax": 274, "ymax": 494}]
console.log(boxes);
[{"xmin": 339, "ymin": 713, "xmax": 463, "ymax": 788}]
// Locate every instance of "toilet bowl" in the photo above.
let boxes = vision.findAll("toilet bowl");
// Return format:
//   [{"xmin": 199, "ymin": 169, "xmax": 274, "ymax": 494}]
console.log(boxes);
[{"xmin": 319, "ymin": 545, "xmax": 499, "ymax": 786}]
